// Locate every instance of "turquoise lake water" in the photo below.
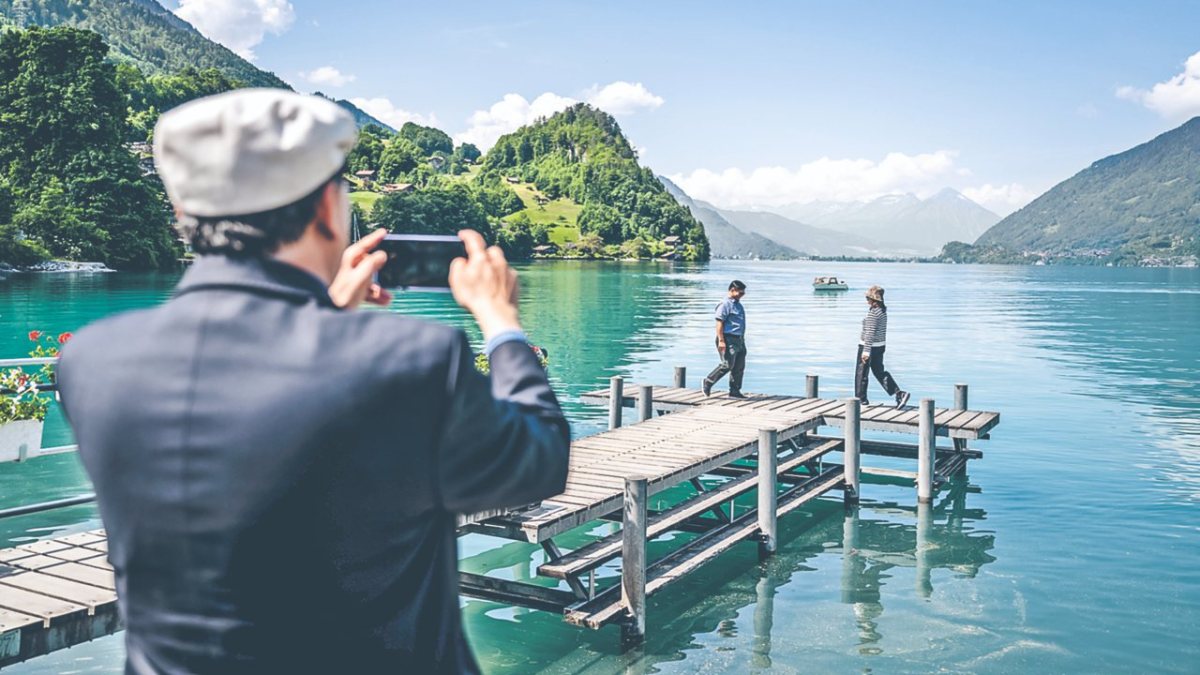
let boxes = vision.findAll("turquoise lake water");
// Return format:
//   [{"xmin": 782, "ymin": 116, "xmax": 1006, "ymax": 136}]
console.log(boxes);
[{"xmin": 0, "ymin": 260, "xmax": 1198, "ymax": 673}]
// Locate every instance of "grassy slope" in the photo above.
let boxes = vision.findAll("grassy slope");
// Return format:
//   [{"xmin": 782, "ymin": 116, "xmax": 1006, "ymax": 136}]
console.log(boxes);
[
  {"xmin": 350, "ymin": 191, "xmax": 382, "ymax": 217},
  {"xmin": 502, "ymin": 182, "xmax": 581, "ymax": 244}
]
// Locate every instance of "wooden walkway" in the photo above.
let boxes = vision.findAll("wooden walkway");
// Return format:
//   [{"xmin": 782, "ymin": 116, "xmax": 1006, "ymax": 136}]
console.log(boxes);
[
  {"xmin": 580, "ymin": 385, "xmax": 1001, "ymax": 440},
  {"xmin": 0, "ymin": 530, "xmax": 119, "ymax": 666},
  {"xmin": 0, "ymin": 372, "xmax": 1002, "ymax": 658},
  {"xmin": 471, "ymin": 404, "xmax": 825, "ymax": 543}
]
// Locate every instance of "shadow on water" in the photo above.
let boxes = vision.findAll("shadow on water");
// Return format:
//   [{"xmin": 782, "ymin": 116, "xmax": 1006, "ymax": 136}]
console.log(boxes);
[{"xmin": 459, "ymin": 480, "xmax": 996, "ymax": 674}]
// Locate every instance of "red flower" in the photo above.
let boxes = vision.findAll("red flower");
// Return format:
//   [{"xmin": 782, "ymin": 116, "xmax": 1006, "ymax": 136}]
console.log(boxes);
[
  {"xmin": 57, "ymin": 332, "xmax": 72, "ymax": 345},
  {"xmin": 28, "ymin": 331, "xmax": 41, "ymax": 341}
]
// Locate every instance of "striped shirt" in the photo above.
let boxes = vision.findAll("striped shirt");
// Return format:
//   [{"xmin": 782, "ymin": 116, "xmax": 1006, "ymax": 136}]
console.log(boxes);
[{"xmin": 860, "ymin": 306, "xmax": 887, "ymax": 347}]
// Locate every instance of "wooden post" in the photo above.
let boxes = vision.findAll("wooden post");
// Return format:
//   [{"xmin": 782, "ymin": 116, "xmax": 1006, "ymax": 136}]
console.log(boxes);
[
  {"xmin": 621, "ymin": 476, "xmax": 648, "ymax": 646},
  {"xmin": 918, "ymin": 398, "xmax": 935, "ymax": 503},
  {"xmin": 806, "ymin": 374, "xmax": 819, "ymax": 399},
  {"xmin": 637, "ymin": 385, "xmax": 653, "ymax": 422},
  {"xmin": 757, "ymin": 428, "xmax": 778, "ymax": 559},
  {"xmin": 954, "ymin": 383, "xmax": 968, "ymax": 412},
  {"xmin": 840, "ymin": 508, "xmax": 860, "ymax": 603},
  {"xmin": 674, "ymin": 366, "xmax": 687, "ymax": 389},
  {"xmin": 952, "ymin": 384, "xmax": 969, "ymax": 473},
  {"xmin": 843, "ymin": 398, "xmax": 860, "ymax": 505},
  {"xmin": 608, "ymin": 376, "xmax": 624, "ymax": 430},
  {"xmin": 915, "ymin": 501, "xmax": 933, "ymax": 598}
]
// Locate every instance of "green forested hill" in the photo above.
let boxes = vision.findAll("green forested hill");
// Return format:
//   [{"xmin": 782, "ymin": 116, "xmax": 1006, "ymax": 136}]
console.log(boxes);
[
  {"xmin": 482, "ymin": 104, "xmax": 710, "ymax": 260},
  {"xmin": 0, "ymin": 0, "xmax": 287, "ymax": 87},
  {"xmin": 974, "ymin": 117, "xmax": 1200, "ymax": 261}
]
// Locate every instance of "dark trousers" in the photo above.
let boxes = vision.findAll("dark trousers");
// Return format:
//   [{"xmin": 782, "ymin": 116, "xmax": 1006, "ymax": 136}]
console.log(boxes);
[
  {"xmin": 855, "ymin": 345, "xmax": 899, "ymax": 402},
  {"xmin": 705, "ymin": 334, "xmax": 746, "ymax": 393}
]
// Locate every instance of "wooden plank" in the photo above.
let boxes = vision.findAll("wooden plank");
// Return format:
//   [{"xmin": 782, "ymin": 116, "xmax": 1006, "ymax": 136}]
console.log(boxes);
[
  {"xmin": 35, "ymin": 563, "xmax": 115, "ymax": 591},
  {"xmin": 0, "ymin": 583, "xmax": 88, "ymax": 626},
  {"xmin": 44, "ymin": 547, "xmax": 104, "ymax": 563},
  {"xmin": 55, "ymin": 533, "xmax": 106, "ymax": 547},
  {"xmin": 0, "ymin": 572, "xmax": 114, "ymax": 610},
  {"xmin": 0, "ymin": 607, "xmax": 41, "ymax": 632},
  {"xmin": 4, "ymin": 556, "xmax": 66, "ymax": 571},
  {"xmin": 20, "ymin": 541, "xmax": 70, "ymax": 556}
]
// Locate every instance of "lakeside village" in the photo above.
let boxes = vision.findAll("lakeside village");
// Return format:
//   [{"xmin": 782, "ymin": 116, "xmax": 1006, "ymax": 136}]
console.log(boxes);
[{"xmin": 5, "ymin": 144, "xmax": 1196, "ymax": 273}]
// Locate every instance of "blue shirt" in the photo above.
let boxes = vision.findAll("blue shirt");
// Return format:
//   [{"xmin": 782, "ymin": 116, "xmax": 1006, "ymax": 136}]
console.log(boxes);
[{"xmin": 715, "ymin": 297, "xmax": 745, "ymax": 336}]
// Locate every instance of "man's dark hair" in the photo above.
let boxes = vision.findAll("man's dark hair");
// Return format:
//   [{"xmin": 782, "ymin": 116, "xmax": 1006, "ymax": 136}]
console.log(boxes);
[
  {"xmin": 729, "ymin": 280, "xmax": 746, "ymax": 291},
  {"xmin": 178, "ymin": 166, "xmax": 348, "ymax": 257}
]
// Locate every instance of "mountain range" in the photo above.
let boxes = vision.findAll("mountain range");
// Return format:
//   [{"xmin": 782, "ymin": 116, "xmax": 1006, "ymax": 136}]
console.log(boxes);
[
  {"xmin": 0, "ymin": 0, "xmax": 392, "ymax": 130},
  {"xmin": 662, "ymin": 179, "xmax": 1002, "ymax": 259},
  {"xmin": 769, "ymin": 189, "xmax": 1000, "ymax": 255},
  {"xmin": 658, "ymin": 178, "xmax": 800, "ymax": 259},
  {"xmin": 975, "ymin": 116, "xmax": 1200, "ymax": 261}
]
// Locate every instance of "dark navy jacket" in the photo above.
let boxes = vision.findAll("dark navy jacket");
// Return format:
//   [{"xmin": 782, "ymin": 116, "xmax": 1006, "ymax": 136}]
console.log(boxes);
[{"xmin": 57, "ymin": 256, "xmax": 571, "ymax": 674}]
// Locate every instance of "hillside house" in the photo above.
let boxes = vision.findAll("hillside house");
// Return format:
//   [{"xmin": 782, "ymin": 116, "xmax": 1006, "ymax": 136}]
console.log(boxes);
[{"xmin": 354, "ymin": 169, "xmax": 376, "ymax": 187}]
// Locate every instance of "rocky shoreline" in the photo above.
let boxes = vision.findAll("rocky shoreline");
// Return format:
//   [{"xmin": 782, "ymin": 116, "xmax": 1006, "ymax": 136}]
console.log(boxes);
[{"xmin": 1, "ymin": 261, "xmax": 116, "ymax": 274}]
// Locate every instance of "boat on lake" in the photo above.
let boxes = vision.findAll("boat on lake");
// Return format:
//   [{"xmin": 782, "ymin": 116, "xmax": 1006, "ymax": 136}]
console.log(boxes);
[{"xmin": 812, "ymin": 276, "xmax": 849, "ymax": 291}]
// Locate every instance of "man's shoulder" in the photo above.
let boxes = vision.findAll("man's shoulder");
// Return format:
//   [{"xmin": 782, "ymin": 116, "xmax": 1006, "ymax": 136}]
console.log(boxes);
[
  {"xmin": 60, "ymin": 308, "xmax": 156, "ymax": 365},
  {"xmin": 327, "ymin": 310, "xmax": 466, "ymax": 366}
]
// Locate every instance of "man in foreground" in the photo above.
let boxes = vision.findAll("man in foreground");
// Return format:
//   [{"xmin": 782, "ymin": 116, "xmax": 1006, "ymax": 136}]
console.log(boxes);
[
  {"xmin": 57, "ymin": 89, "xmax": 570, "ymax": 674},
  {"xmin": 702, "ymin": 279, "xmax": 748, "ymax": 398}
]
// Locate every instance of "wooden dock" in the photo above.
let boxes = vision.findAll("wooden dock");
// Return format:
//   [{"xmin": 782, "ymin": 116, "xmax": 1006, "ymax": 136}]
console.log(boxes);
[{"xmin": 0, "ymin": 368, "xmax": 1001, "ymax": 662}]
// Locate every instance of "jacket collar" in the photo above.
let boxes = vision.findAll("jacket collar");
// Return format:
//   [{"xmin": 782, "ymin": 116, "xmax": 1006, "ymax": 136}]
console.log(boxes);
[{"xmin": 174, "ymin": 255, "xmax": 337, "ymax": 308}]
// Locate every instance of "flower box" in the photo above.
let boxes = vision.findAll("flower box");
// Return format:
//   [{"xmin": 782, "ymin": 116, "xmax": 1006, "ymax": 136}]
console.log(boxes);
[{"xmin": 0, "ymin": 419, "xmax": 44, "ymax": 462}]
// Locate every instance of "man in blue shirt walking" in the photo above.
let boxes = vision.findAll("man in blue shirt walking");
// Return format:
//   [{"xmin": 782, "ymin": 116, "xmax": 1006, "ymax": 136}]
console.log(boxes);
[{"xmin": 703, "ymin": 280, "xmax": 748, "ymax": 398}]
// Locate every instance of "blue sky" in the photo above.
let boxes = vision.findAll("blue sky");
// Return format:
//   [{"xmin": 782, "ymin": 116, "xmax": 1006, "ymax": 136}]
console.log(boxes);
[{"xmin": 166, "ymin": 0, "xmax": 1200, "ymax": 214}]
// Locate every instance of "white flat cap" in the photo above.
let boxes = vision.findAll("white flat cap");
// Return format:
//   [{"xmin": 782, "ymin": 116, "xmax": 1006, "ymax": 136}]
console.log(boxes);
[{"xmin": 153, "ymin": 89, "xmax": 357, "ymax": 217}]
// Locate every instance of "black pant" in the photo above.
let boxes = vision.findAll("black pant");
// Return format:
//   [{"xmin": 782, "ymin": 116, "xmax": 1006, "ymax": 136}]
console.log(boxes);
[
  {"xmin": 706, "ymin": 334, "xmax": 746, "ymax": 393},
  {"xmin": 855, "ymin": 345, "xmax": 899, "ymax": 402}
]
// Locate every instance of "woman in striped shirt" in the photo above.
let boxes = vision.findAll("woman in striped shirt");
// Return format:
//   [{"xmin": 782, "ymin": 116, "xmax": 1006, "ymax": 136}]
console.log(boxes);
[{"xmin": 856, "ymin": 285, "xmax": 911, "ymax": 408}]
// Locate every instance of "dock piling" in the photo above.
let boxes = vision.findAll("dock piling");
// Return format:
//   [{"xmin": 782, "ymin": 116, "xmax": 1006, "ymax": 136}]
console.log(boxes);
[
  {"xmin": 674, "ymin": 366, "xmax": 687, "ymax": 389},
  {"xmin": 843, "ymin": 398, "xmax": 861, "ymax": 505},
  {"xmin": 953, "ymin": 384, "xmax": 970, "ymax": 473},
  {"xmin": 609, "ymin": 376, "xmax": 624, "ymax": 430},
  {"xmin": 806, "ymin": 374, "xmax": 819, "ymax": 399},
  {"xmin": 918, "ymin": 398, "xmax": 935, "ymax": 503},
  {"xmin": 621, "ymin": 476, "xmax": 648, "ymax": 646},
  {"xmin": 757, "ymin": 428, "xmax": 779, "ymax": 559},
  {"xmin": 637, "ymin": 385, "xmax": 654, "ymax": 422}
]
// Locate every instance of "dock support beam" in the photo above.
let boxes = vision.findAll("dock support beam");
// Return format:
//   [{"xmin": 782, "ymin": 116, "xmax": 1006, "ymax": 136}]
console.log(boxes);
[
  {"xmin": 674, "ymin": 366, "xmax": 687, "ymax": 389},
  {"xmin": 918, "ymin": 398, "xmax": 935, "ymax": 503},
  {"xmin": 806, "ymin": 374, "xmax": 819, "ymax": 399},
  {"xmin": 843, "ymin": 398, "xmax": 860, "ymax": 505},
  {"xmin": 608, "ymin": 376, "xmax": 624, "ymax": 430},
  {"xmin": 621, "ymin": 476, "xmax": 648, "ymax": 646},
  {"xmin": 953, "ymin": 383, "xmax": 969, "ymax": 474},
  {"xmin": 757, "ymin": 428, "xmax": 778, "ymax": 559},
  {"xmin": 637, "ymin": 385, "xmax": 654, "ymax": 422},
  {"xmin": 915, "ymin": 501, "xmax": 933, "ymax": 597}
]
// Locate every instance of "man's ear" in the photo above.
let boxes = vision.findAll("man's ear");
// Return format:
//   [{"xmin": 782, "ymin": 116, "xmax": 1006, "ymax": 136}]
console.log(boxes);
[{"xmin": 312, "ymin": 181, "xmax": 339, "ymax": 241}]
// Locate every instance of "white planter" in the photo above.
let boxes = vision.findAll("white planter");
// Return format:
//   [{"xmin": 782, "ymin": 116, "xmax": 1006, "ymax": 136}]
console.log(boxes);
[{"xmin": 0, "ymin": 420, "xmax": 44, "ymax": 463}]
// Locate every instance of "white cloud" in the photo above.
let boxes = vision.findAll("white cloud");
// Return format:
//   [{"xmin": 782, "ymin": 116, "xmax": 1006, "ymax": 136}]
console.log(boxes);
[
  {"xmin": 584, "ymin": 81, "xmax": 664, "ymax": 115},
  {"xmin": 348, "ymin": 97, "xmax": 438, "ymax": 130},
  {"xmin": 453, "ymin": 81, "xmax": 665, "ymax": 150},
  {"xmin": 301, "ymin": 66, "xmax": 355, "ymax": 87},
  {"xmin": 174, "ymin": 0, "xmax": 295, "ymax": 60},
  {"xmin": 1117, "ymin": 50, "xmax": 1200, "ymax": 120},
  {"xmin": 667, "ymin": 151, "xmax": 961, "ymax": 209},
  {"xmin": 454, "ymin": 92, "xmax": 579, "ymax": 149},
  {"xmin": 961, "ymin": 183, "xmax": 1038, "ymax": 216}
]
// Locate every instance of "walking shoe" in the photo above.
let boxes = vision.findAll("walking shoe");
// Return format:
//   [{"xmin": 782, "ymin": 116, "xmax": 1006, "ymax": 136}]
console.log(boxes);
[
  {"xmin": 859, "ymin": 399, "xmax": 870, "ymax": 407},
  {"xmin": 702, "ymin": 379, "xmax": 713, "ymax": 396},
  {"xmin": 895, "ymin": 391, "xmax": 910, "ymax": 409},
  {"xmin": 729, "ymin": 390, "xmax": 747, "ymax": 399}
]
